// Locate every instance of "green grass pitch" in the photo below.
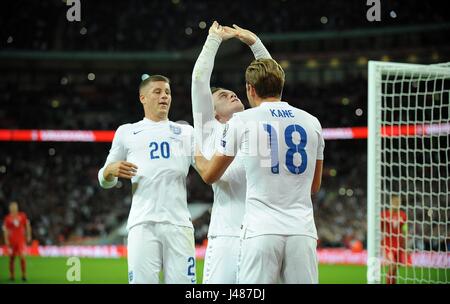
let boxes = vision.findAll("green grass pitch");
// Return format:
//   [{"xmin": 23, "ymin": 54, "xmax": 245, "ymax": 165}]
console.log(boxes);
[{"xmin": 1, "ymin": 256, "xmax": 448, "ymax": 284}]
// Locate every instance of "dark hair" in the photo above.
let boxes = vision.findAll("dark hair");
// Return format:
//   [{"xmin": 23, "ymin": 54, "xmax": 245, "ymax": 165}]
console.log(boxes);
[
  {"xmin": 139, "ymin": 75, "xmax": 170, "ymax": 94},
  {"xmin": 211, "ymin": 87, "xmax": 225, "ymax": 95}
]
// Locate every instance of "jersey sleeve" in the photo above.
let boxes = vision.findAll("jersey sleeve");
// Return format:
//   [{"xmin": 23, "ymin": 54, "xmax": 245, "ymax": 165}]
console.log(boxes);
[
  {"xmin": 401, "ymin": 211, "xmax": 407, "ymax": 224},
  {"xmin": 98, "ymin": 125, "xmax": 127, "ymax": 189},
  {"xmin": 216, "ymin": 114, "xmax": 245, "ymax": 156},
  {"xmin": 315, "ymin": 118, "xmax": 325, "ymax": 160},
  {"xmin": 21, "ymin": 213, "xmax": 28, "ymax": 226},
  {"xmin": 191, "ymin": 33, "xmax": 222, "ymax": 154},
  {"xmin": 188, "ymin": 125, "xmax": 196, "ymax": 167},
  {"xmin": 250, "ymin": 38, "xmax": 272, "ymax": 60}
]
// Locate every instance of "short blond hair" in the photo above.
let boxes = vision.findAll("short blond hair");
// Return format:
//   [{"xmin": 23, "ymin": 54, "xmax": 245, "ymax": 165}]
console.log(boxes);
[
  {"xmin": 245, "ymin": 58, "xmax": 285, "ymax": 99},
  {"xmin": 139, "ymin": 74, "xmax": 170, "ymax": 95}
]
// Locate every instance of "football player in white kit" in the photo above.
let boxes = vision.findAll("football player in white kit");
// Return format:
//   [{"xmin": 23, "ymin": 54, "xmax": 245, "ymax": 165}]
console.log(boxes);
[
  {"xmin": 191, "ymin": 21, "xmax": 271, "ymax": 283},
  {"xmin": 195, "ymin": 58, "xmax": 324, "ymax": 283},
  {"xmin": 98, "ymin": 75, "xmax": 197, "ymax": 284}
]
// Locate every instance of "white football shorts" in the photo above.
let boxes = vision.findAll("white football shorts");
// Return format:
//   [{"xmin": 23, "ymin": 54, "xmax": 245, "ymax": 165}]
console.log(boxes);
[
  {"xmin": 237, "ymin": 233, "xmax": 318, "ymax": 284},
  {"xmin": 127, "ymin": 221, "xmax": 196, "ymax": 284},
  {"xmin": 202, "ymin": 236, "xmax": 240, "ymax": 284}
]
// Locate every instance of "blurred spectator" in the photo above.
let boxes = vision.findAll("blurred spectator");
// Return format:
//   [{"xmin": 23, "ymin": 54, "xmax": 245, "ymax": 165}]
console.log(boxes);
[
  {"xmin": 1, "ymin": 0, "xmax": 447, "ymax": 52},
  {"xmin": 0, "ymin": 0, "xmax": 448, "ymax": 249}
]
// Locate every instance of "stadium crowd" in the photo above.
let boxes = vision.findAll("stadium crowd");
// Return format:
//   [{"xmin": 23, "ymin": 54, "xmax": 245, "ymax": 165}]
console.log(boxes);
[
  {"xmin": 0, "ymin": 140, "xmax": 370, "ymax": 248},
  {"xmin": 2, "ymin": 139, "xmax": 446, "ymax": 251},
  {"xmin": 1, "ymin": 0, "xmax": 449, "ymax": 251},
  {"xmin": 1, "ymin": 0, "xmax": 447, "ymax": 52},
  {"xmin": 0, "ymin": 73, "xmax": 368, "ymax": 130},
  {"xmin": 1, "ymin": 68, "xmax": 448, "ymax": 250},
  {"xmin": 0, "ymin": 72, "xmax": 372, "ymax": 248}
]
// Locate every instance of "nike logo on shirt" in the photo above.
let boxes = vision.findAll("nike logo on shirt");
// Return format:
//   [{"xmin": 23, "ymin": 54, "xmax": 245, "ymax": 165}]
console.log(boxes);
[{"xmin": 133, "ymin": 130, "xmax": 145, "ymax": 135}]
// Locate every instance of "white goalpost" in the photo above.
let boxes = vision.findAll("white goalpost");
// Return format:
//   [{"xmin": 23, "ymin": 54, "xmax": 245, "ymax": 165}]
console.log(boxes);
[{"xmin": 367, "ymin": 61, "xmax": 450, "ymax": 284}]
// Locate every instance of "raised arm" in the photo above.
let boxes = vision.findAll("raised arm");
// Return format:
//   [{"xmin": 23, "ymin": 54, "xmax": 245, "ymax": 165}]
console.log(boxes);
[
  {"xmin": 191, "ymin": 21, "xmax": 237, "ymax": 152},
  {"xmin": 231, "ymin": 24, "xmax": 272, "ymax": 60}
]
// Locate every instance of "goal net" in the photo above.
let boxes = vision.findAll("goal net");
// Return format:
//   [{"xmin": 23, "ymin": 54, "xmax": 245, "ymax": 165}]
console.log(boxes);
[{"xmin": 367, "ymin": 61, "xmax": 450, "ymax": 284}]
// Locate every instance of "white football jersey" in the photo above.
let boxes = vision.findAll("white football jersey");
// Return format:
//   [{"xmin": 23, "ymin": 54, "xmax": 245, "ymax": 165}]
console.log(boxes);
[
  {"xmin": 202, "ymin": 120, "xmax": 246, "ymax": 237},
  {"xmin": 191, "ymin": 34, "xmax": 272, "ymax": 237},
  {"xmin": 217, "ymin": 101, "xmax": 325, "ymax": 238},
  {"xmin": 98, "ymin": 118, "xmax": 195, "ymax": 230}
]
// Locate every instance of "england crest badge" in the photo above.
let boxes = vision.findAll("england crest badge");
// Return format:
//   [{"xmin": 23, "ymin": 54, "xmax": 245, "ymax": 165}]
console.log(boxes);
[{"xmin": 170, "ymin": 124, "xmax": 182, "ymax": 135}]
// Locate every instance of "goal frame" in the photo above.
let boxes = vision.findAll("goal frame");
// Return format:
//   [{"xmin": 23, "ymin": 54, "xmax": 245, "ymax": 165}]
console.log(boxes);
[{"xmin": 367, "ymin": 60, "xmax": 450, "ymax": 284}]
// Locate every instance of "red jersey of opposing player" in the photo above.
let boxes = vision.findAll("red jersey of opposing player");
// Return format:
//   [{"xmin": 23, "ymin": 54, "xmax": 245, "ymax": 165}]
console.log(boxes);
[
  {"xmin": 381, "ymin": 209, "xmax": 407, "ymax": 247},
  {"xmin": 381, "ymin": 202, "xmax": 409, "ymax": 265},
  {"xmin": 3, "ymin": 212, "xmax": 29, "ymax": 255}
]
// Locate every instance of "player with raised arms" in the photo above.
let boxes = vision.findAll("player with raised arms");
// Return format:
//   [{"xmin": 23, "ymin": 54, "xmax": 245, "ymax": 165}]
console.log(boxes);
[
  {"xmin": 192, "ymin": 21, "xmax": 271, "ymax": 283},
  {"xmin": 195, "ymin": 58, "xmax": 324, "ymax": 283}
]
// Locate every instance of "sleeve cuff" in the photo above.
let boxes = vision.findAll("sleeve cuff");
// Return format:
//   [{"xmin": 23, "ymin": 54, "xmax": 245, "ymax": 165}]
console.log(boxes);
[
  {"xmin": 98, "ymin": 167, "xmax": 118, "ymax": 189},
  {"xmin": 250, "ymin": 38, "xmax": 272, "ymax": 60},
  {"xmin": 250, "ymin": 38, "xmax": 262, "ymax": 50},
  {"xmin": 207, "ymin": 33, "xmax": 222, "ymax": 44}
]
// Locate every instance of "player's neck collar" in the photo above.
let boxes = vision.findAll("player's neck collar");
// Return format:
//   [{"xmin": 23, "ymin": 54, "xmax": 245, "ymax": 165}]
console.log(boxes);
[
  {"xmin": 260, "ymin": 101, "xmax": 287, "ymax": 106},
  {"xmin": 142, "ymin": 117, "xmax": 169, "ymax": 124}
]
